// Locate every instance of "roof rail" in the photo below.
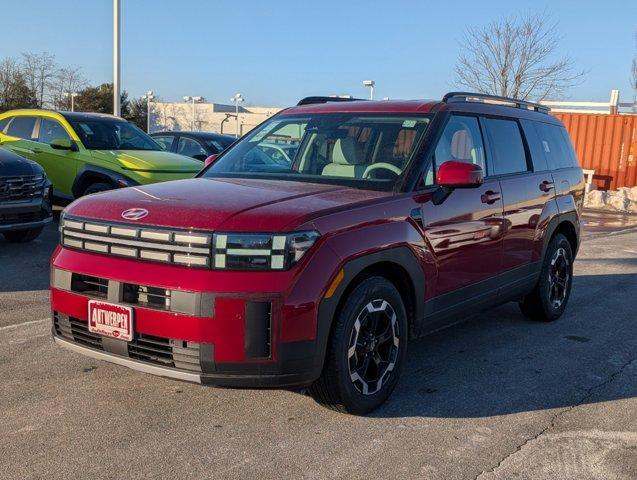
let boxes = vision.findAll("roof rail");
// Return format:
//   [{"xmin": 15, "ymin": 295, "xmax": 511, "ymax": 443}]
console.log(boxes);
[
  {"xmin": 442, "ymin": 91, "xmax": 550, "ymax": 114},
  {"xmin": 297, "ymin": 96, "xmax": 366, "ymax": 106}
]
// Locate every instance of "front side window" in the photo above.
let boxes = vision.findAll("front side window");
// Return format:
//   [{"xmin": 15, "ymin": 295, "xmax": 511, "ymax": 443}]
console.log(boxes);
[
  {"xmin": 177, "ymin": 137, "xmax": 207, "ymax": 158},
  {"xmin": 424, "ymin": 115, "xmax": 485, "ymax": 185},
  {"xmin": 203, "ymin": 113, "xmax": 431, "ymax": 191},
  {"xmin": 67, "ymin": 119, "xmax": 161, "ymax": 151},
  {"xmin": 6, "ymin": 116, "xmax": 37, "ymax": 140},
  {"xmin": 38, "ymin": 118, "xmax": 71, "ymax": 145},
  {"xmin": 483, "ymin": 118, "xmax": 528, "ymax": 175}
]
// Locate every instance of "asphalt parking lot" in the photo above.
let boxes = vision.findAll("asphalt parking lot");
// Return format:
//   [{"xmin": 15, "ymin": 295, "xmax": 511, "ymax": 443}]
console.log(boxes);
[{"xmin": 1, "ymin": 211, "xmax": 636, "ymax": 480}]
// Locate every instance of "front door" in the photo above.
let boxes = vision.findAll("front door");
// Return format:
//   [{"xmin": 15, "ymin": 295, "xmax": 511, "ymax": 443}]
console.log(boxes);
[{"xmin": 419, "ymin": 114, "xmax": 504, "ymax": 322}]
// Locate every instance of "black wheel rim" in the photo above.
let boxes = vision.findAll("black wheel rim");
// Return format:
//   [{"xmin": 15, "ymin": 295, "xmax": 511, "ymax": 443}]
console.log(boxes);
[
  {"xmin": 347, "ymin": 299, "xmax": 400, "ymax": 395},
  {"xmin": 548, "ymin": 247, "xmax": 570, "ymax": 309}
]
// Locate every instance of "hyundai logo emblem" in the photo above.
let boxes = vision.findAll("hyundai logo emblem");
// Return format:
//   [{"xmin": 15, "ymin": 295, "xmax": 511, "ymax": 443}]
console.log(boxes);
[{"xmin": 121, "ymin": 208, "xmax": 149, "ymax": 220}]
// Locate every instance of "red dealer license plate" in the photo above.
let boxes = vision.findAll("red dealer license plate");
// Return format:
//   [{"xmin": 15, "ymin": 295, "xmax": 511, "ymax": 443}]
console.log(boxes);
[{"xmin": 88, "ymin": 300, "xmax": 134, "ymax": 342}]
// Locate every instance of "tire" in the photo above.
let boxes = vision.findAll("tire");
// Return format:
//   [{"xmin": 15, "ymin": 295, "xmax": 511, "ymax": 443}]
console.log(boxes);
[
  {"xmin": 310, "ymin": 276, "xmax": 408, "ymax": 414},
  {"xmin": 519, "ymin": 233, "xmax": 574, "ymax": 322},
  {"xmin": 3, "ymin": 227, "xmax": 44, "ymax": 243},
  {"xmin": 83, "ymin": 182, "xmax": 112, "ymax": 196}
]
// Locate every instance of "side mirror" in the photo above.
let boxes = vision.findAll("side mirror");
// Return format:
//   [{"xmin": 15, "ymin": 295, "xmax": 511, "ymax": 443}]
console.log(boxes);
[
  {"xmin": 203, "ymin": 154, "xmax": 218, "ymax": 168},
  {"xmin": 436, "ymin": 160, "xmax": 484, "ymax": 188},
  {"xmin": 50, "ymin": 138, "xmax": 77, "ymax": 152}
]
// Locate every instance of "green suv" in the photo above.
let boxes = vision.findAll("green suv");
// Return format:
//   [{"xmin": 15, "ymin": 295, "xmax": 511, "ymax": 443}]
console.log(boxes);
[{"xmin": 0, "ymin": 110, "xmax": 202, "ymax": 200}]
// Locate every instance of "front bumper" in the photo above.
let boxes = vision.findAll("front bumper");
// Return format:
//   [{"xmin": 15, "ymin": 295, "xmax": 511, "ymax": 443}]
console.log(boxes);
[
  {"xmin": 0, "ymin": 194, "xmax": 53, "ymax": 232},
  {"xmin": 49, "ymin": 244, "xmax": 341, "ymax": 388}
]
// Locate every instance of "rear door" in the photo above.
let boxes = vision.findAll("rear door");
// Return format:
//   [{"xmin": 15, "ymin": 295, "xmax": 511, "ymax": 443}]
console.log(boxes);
[
  {"xmin": 33, "ymin": 117, "xmax": 80, "ymax": 196},
  {"xmin": 419, "ymin": 114, "xmax": 504, "ymax": 319},
  {"xmin": 481, "ymin": 116, "xmax": 555, "ymax": 295},
  {"xmin": 0, "ymin": 116, "xmax": 39, "ymax": 161}
]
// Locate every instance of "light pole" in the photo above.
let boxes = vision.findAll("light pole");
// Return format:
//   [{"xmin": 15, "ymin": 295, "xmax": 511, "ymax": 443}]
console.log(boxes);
[
  {"xmin": 113, "ymin": 0, "xmax": 121, "ymax": 116},
  {"xmin": 183, "ymin": 96, "xmax": 203, "ymax": 130},
  {"xmin": 142, "ymin": 90, "xmax": 155, "ymax": 132},
  {"xmin": 63, "ymin": 92, "xmax": 79, "ymax": 112},
  {"xmin": 363, "ymin": 80, "xmax": 375, "ymax": 100},
  {"xmin": 230, "ymin": 93, "xmax": 244, "ymax": 137}
]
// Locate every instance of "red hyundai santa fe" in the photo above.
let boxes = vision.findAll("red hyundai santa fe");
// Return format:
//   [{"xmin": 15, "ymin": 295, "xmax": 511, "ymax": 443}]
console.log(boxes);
[{"xmin": 51, "ymin": 93, "xmax": 584, "ymax": 414}]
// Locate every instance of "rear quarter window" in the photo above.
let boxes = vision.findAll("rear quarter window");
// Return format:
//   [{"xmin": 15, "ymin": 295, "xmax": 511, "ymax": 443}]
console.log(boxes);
[
  {"xmin": 534, "ymin": 122, "xmax": 578, "ymax": 170},
  {"xmin": 6, "ymin": 116, "xmax": 37, "ymax": 140},
  {"xmin": 0, "ymin": 116, "xmax": 12, "ymax": 133}
]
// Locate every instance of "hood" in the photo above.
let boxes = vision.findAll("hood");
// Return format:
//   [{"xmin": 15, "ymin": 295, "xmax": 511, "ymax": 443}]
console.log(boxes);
[
  {"xmin": 90, "ymin": 149, "xmax": 202, "ymax": 172},
  {"xmin": 0, "ymin": 148, "xmax": 43, "ymax": 177},
  {"xmin": 65, "ymin": 177, "xmax": 390, "ymax": 232}
]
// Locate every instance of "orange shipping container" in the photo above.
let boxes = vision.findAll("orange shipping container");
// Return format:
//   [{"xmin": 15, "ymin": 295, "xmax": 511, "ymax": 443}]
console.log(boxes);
[{"xmin": 553, "ymin": 113, "xmax": 637, "ymax": 190}]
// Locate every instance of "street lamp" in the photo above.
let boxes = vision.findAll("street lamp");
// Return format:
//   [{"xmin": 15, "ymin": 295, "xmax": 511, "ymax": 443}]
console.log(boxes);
[
  {"xmin": 363, "ymin": 80, "xmax": 375, "ymax": 100},
  {"xmin": 142, "ymin": 90, "xmax": 155, "ymax": 133},
  {"xmin": 183, "ymin": 96, "xmax": 203, "ymax": 130},
  {"xmin": 230, "ymin": 93, "xmax": 244, "ymax": 137},
  {"xmin": 63, "ymin": 92, "xmax": 79, "ymax": 112}
]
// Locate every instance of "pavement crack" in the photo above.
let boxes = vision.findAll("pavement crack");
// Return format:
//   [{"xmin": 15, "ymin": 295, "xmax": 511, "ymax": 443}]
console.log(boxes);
[{"xmin": 474, "ymin": 356, "xmax": 636, "ymax": 480}]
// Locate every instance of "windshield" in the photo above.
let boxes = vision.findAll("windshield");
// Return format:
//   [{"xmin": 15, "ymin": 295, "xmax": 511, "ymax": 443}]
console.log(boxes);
[
  {"xmin": 69, "ymin": 119, "xmax": 162, "ymax": 151},
  {"xmin": 202, "ymin": 113, "xmax": 432, "ymax": 190}
]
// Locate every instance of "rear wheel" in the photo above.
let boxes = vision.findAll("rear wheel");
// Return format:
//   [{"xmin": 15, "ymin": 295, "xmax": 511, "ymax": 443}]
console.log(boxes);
[
  {"xmin": 310, "ymin": 277, "xmax": 407, "ymax": 414},
  {"xmin": 3, "ymin": 227, "xmax": 44, "ymax": 243},
  {"xmin": 519, "ymin": 233, "xmax": 573, "ymax": 321},
  {"xmin": 83, "ymin": 182, "xmax": 112, "ymax": 196}
]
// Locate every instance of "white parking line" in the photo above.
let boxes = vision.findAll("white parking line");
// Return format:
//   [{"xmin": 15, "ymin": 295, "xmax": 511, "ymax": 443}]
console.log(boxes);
[{"xmin": 0, "ymin": 318, "xmax": 50, "ymax": 332}]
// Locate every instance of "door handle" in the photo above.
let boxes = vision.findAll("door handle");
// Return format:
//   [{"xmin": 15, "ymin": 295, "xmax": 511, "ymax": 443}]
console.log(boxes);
[
  {"xmin": 481, "ymin": 190, "xmax": 501, "ymax": 204},
  {"xmin": 539, "ymin": 180, "xmax": 555, "ymax": 192}
]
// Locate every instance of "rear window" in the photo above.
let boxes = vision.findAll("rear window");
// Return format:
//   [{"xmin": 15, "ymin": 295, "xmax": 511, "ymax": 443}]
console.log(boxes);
[
  {"xmin": 6, "ymin": 116, "xmax": 37, "ymax": 140},
  {"xmin": 482, "ymin": 118, "xmax": 528, "ymax": 175},
  {"xmin": 534, "ymin": 122, "xmax": 578, "ymax": 170}
]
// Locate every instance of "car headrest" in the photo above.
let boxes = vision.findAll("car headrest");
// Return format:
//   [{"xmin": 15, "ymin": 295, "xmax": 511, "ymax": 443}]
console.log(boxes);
[{"xmin": 332, "ymin": 137, "xmax": 364, "ymax": 165}]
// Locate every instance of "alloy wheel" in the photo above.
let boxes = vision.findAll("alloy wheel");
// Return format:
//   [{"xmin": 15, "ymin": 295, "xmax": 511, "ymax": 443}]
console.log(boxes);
[
  {"xmin": 548, "ymin": 247, "xmax": 570, "ymax": 309},
  {"xmin": 347, "ymin": 299, "xmax": 400, "ymax": 395}
]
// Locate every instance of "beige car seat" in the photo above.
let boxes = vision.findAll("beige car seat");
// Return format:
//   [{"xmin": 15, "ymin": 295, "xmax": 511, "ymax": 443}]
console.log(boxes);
[{"xmin": 322, "ymin": 137, "xmax": 366, "ymax": 178}]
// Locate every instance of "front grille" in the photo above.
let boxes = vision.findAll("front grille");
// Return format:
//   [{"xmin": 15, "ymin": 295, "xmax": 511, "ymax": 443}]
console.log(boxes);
[
  {"xmin": 123, "ymin": 284, "xmax": 171, "ymax": 310},
  {"xmin": 0, "ymin": 211, "xmax": 45, "ymax": 226},
  {"xmin": 54, "ymin": 312, "xmax": 202, "ymax": 373},
  {"xmin": 71, "ymin": 274, "xmax": 109, "ymax": 298},
  {"xmin": 60, "ymin": 216, "xmax": 212, "ymax": 268},
  {"xmin": 54, "ymin": 312, "xmax": 104, "ymax": 350},
  {"xmin": 0, "ymin": 175, "xmax": 44, "ymax": 202}
]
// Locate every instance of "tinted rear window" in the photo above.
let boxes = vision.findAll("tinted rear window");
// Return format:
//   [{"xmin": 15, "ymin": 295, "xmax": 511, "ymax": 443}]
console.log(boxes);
[
  {"xmin": 482, "ymin": 118, "xmax": 528, "ymax": 175},
  {"xmin": 6, "ymin": 116, "xmax": 37, "ymax": 140}
]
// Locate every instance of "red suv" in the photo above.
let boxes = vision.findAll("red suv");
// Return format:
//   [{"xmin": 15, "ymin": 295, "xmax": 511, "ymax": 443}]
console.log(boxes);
[{"xmin": 51, "ymin": 93, "xmax": 584, "ymax": 413}]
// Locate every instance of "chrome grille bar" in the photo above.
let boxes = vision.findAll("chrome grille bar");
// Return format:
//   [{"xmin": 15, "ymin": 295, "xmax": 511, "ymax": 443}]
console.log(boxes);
[{"xmin": 61, "ymin": 216, "xmax": 212, "ymax": 268}]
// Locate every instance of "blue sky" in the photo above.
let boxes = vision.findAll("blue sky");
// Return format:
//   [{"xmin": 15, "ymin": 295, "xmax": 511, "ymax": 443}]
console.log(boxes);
[{"xmin": 4, "ymin": 0, "xmax": 636, "ymax": 106}]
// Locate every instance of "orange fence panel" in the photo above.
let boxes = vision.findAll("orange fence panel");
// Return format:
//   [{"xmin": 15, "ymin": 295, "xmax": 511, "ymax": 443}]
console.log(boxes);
[{"xmin": 553, "ymin": 113, "xmax": 637, "ymax": 190}]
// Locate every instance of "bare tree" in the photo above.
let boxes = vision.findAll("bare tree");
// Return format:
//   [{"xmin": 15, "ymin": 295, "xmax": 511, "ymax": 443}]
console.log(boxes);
[
  {"xmin": 454, "ymin": 15, "xmax": 585, "ymax": 101},
  {"xmin": 50, "ymin": 67, "xmax": 87, "ymax": 110},
  {"xmin": 0, "ymin": 57, "xmax": 38, "ymax": 111},
  {"xmin": 21, "ymin": 52, "xmax": 57, "ymax": 107}
]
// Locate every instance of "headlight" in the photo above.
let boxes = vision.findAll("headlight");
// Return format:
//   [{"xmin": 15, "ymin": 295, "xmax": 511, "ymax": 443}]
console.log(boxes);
[{"xmin": 213, "ymin": 230, "xmax": 320, "ymax": 270}]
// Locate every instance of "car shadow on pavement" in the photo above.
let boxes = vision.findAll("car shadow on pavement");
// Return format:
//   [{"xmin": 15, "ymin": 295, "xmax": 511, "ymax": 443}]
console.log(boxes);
[
  {"xmin": 369, "ymin": 272, "xmax": 637, "ymax": 419},
  {"xmin": 0, "ymin": 216, "xmax": 60, "ymax": 293}
]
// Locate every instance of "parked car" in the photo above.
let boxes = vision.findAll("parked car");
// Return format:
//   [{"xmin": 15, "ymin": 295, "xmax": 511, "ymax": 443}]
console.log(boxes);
[
  {"xmin": 0, "ymin": 147, "xmax": 52, "ymax": 242},
  {"xmin": 51, "ymin": 93, "xmax": 584, "ymax": 414},
  {"xmin": 0, "ymin": 110, "xmax": 203, "ymax": 201},
  {"xmin": 151, "ymin": 131, "xmax": 235, "ymax": 161}
]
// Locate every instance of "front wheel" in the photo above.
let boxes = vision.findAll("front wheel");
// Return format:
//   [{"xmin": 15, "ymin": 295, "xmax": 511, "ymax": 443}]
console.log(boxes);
[
  {"xmin": 310, "ymin": 277, "xmax": 408, "ymax": 414},
  {"xmin": 519, "ymin": 233, "xmax": 574, "ymax": 321},
  {"xmin": 83, "ymin": 182, "xmax": 112, "ymax": 196}
]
